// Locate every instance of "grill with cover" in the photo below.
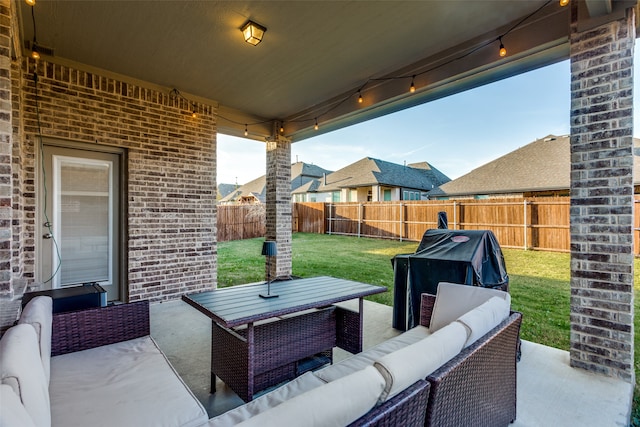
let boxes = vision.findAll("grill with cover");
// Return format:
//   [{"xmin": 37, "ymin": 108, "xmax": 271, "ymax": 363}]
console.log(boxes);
[{"xmin": 392, "ymin": 228, "xmax": 509, "ymax": 330}]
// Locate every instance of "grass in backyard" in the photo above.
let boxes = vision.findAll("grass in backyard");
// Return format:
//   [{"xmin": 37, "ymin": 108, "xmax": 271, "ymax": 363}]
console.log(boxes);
[
  {"xmin": 218, "ymin": 233, "xmax": 573, "ymax": 348},
  {"xmin": 218, "ymin": 232, "xmax": 639, "ymax": 422}
]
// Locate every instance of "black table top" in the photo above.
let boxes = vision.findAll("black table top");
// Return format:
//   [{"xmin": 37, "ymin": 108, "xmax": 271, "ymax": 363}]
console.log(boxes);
[{"xmin": 182, "ymin": 276, "xmax": 386, "ymax": 328}]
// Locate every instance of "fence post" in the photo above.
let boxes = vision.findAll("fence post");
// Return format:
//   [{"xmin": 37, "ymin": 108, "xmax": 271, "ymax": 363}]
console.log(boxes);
[
  {"xmin": 399, "ymin": 202, "xmax": 403, "ymax": 242},
  {"xmin": 328, "ymin": 203, "xmax": 333, "ymax": 235},
  {"xmin": 358, "ymin": 203, "xmax": 362, "ymax": 238},
  {"xmin": 453, "ymin": 201, "xmax": 458, "ymax": 230},
  {"xmin": 523, "ymin": 199, "xmax": 528, "ymax": 250}
]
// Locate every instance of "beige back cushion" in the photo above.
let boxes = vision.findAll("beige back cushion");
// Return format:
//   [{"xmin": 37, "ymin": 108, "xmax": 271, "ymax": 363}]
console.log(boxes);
[
  {"xmin": 429, "ymin": 282, "xmax": 510, "ymax": 332},
  {"xmin": 0, "ymin": 324, "xmax": 51, "ymax": 427},
  {"xmin": 0, "ymin": 384, "xmax": 37, "ymax": 427},
  {"xmin": 18, "ymin": 296, "xmax": 53, "ymax": 384},
  {"xmin": 374, "ymin": 321, "xmax": 467, "ymax": 402},
  {"xmin": 456, "ymin": 296, "xmax": 511, "ymax": 347}
]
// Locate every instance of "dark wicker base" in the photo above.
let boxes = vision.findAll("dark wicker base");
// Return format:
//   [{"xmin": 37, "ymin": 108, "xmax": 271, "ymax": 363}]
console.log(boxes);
[
  {"xmin": 52, "ymin": 301, "xmax": 150, "ymax": 356},
  {"xmin": 348, "ymin": 380, "xmax": 430, "ymax": 427},
  {"xmin": 420, "ymin": 294, "xmax": 522, "ymax": 427},
  {"xmin": 212, "ymin": 306, "xmax": 340, "ymax": 401}
]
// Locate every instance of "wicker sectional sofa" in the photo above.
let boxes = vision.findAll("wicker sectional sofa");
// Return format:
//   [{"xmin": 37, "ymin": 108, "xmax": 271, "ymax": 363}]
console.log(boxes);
[
  {"xmin": 0, "ymin": 297, "xmax": 209, "ymax": 427},
  {"xmin": 1, "ymin": 282, "xmax": 521, "ymax": 427},
  {"xmin": 209, "ymin": 282, "xmax": 522, "ymax": 427}
]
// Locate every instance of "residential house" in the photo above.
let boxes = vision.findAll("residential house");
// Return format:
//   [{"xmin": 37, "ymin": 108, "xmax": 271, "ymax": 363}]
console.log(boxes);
[
  {"xmin": 429, "ymin": 135, "xmax": 640, "ymax": 199},
  {"xmin": 293, "ymin": 157, "xmax": 450, "ymax": 203},
  {"xmin": 220, "ymin": 162, "xmax": 332, "ymax": 204},
  {"xmin": 217, "ymin": 183, "xmax": 237, "ymax": 200}
]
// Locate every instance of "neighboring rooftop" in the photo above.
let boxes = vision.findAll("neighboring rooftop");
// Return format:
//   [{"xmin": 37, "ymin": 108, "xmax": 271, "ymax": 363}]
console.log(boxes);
[
  {"xmin": 220, "ymin": 162, "xmax": 332, "ymax": 203},
  {"xmin": 217, "ymin": 183, "xmax": 237, "ymax": 199},
  {"xmin": 314, "ymin": 157, "xmax": 450, "ymax": 193},
  {"xmin": 430, "ymin": 135, "xmax": 640, "ymax": 197}
]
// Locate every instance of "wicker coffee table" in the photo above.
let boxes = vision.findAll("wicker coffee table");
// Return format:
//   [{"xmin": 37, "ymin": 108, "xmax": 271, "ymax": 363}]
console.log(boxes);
[{"xmin": 182, "ymin": 276, "xmax": 386, "ymax": 401}]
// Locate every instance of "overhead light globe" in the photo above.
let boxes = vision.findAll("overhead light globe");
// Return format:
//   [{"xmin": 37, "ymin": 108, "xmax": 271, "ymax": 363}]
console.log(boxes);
[{"xmin": 241, "ymin": 20, "xmax": 266, "ymax": 46}]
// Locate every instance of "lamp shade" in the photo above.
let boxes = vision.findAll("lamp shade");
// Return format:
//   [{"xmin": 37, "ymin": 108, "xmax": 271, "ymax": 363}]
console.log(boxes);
[
  {"xmin": 261, "ymin": 241, "xmax": 277, "ymax": 256},
  {"xmin": 241, "ymin": 20, "xmax": 266, "ymax": 46}
]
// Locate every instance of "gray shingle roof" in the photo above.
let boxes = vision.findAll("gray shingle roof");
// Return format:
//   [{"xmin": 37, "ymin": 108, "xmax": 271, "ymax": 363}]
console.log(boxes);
[
  {"xmin": 316, "ymin": 157, "xmax": 450, "ymax": 192},
  {"xmin": 217, "ymin": 183, "xmax": 237, "ymax": 198},
  {"xmin": 430, "ymin": 135, "xmax": 640, "ymax": 197},
  {"xmin": 292, "ymin": 179, "xmax": 321, "ymax": 194},
  {"xmin": 220, "ymin": 162, "xmax": 332, "ymax": 203}
]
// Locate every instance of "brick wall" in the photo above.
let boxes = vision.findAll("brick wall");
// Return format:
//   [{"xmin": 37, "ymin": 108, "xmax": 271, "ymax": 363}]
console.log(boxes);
[
  {"xmin": 569, "ymin": 5, "xmax": 635, "ymax": 381},
  {"xmin": 265, "ymin": 135, "xmax": 292, "ymax": 279},
  {"xmin": 0, "ymin": 0, "xmax": 12, "ymax": 296},
  {"xmin": 11, "ymin": 56, "xmax": 218, "ymax": 305}
]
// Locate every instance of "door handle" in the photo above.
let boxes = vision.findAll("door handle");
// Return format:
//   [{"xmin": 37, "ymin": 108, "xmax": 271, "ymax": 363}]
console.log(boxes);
[{"xmin": 43, "ymin": 233, "xmax": 53, "ymax": 239}]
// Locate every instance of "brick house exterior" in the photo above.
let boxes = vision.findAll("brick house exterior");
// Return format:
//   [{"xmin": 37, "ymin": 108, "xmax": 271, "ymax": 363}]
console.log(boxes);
[{"xmin": 1, "ymin": 0, "xmax": 218, "ymax": 325}]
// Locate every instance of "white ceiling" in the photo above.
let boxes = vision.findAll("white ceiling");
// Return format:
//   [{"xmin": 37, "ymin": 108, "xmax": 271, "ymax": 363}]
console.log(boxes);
[{"xmin": 18, "ymin": 1, "xmax": 579, "ymax": 141}]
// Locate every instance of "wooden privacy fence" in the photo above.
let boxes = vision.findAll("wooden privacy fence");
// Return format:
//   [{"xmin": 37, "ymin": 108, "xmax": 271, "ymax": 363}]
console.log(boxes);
[
  {"xmin": 220, "ymin": 196, "xmax": 640, "ymax": 254},
  {"xmin": 217, "ymin": 204, "xmax": 265, "ymax": 242},
  {"xmin": 316, "ymin": 198, "xmax": 571, "ymax": 251}
]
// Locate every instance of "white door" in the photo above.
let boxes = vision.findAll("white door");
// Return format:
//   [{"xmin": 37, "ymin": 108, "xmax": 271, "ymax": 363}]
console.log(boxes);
[{"xmin": 39, "ymin": 144, "xmax": 122, "ymax": 301}]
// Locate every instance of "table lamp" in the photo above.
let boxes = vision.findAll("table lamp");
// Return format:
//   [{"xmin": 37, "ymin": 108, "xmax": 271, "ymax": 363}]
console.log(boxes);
[{"xmin": 260, "ymin": 240, "xmax": 278, "ymax": 298}]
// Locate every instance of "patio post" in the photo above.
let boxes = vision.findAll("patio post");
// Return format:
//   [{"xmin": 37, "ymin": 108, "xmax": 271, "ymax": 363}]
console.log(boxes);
[
  {"xmin": 0, "ymin": 0, "xmax": 12, "ymax": 298},
  {"xmin": 265, "ymin": 132, "xmax": 292, "ymax": 280},
  {"xmin": 569, "ymin": 2, "xmax": 635, "ymax": 382}
]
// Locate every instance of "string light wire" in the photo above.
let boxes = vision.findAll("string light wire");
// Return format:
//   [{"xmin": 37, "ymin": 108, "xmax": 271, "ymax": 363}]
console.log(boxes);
[{"xmin": 170, "ymin": 0, "xmax": 553, "ymax": 135}]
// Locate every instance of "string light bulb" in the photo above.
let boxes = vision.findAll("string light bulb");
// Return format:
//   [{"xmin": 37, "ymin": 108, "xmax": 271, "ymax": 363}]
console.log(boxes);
[
  {"xmin": 31, "ymin": 42, "xmax": 40, "ymax": 60},
  {"xmin": 25, "ymin": 0, "xmax": 35, "ymax": 5},
  {"xmin": 358, "ymin": 91, "xmax": 363, "ymax": 103},
  {"xmin": 499, "ymin": 38, "xmax": 507, "ymax": 57},
  {"xmin": 314, "ymin": 119, "xmax": 319, "ymax": 131},
  {"xmin": 191, "ymin": 104, "xmax": 197, "ymax": 118},
  {"xmin": 280, "ymin": 122, "xmax": 284, "ymax": 133},
  {"xmin": 244, "ymin": 124, "xmax": 248, "ymax": 136},
  {"xmin": 409, "ymin": 76, "xmax": 416, "ymax": 93},
  {"xmin": 559, "ymin": 0, "xmax": 569, "ymax": 6}
]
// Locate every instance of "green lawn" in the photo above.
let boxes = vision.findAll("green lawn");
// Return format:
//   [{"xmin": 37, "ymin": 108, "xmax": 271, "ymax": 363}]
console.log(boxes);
[{"xmin": 218, "ymin": 232, "xmax": 639, "ymax": 423}]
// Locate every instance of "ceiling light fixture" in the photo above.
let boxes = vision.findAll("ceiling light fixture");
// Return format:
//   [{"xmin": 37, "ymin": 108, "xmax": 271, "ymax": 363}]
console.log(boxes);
[
  {"xmin": 314, "ymin": 119, "xmax": 319, "ymax": 131},
  {"xmin": 409, "ymin": 76, "xmax": 416, "ymax": 93},
  {"xmin": 280, "ymin": 122, "xmax": 284, "ymax": 133},
  {"xmin": 358, "ymin": 91, "xmax": 363, "ymax": 103},
  {"xmin": 25, "ymin": 0, "xmax": 35, "ymax": 5},
  {"xmin": 241, "ymin": 20, "xmax": 267, "ymax": 46},
  {"xmin": 559, "ymin": 0, "xmax": 569, "ymax": 6},
  {"xmin": 244, "ymin": 124, "xmax": 248, "ymax": 136}
]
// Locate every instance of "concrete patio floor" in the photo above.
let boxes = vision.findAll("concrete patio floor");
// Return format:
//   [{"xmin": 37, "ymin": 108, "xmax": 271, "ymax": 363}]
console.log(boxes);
[{"xmin": 150, "ymin": 298, "xmax": 633, "ymax": 426}]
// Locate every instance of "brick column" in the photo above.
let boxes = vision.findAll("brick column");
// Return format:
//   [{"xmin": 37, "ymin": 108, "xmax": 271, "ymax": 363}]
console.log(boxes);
[
  {"xmin": 265, "ymin": 134, "xmax": 292, "ymax": 280},
  {"xmin": 0, "ymin": 0, "xmax": 12, "ymax": 296},
  {"xmin": 569, "ymin": 5, "xmax": 634, "ymax": 382}
]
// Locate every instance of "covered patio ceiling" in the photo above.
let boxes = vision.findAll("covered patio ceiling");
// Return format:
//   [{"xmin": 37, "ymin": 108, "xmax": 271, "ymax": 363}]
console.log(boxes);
[{"xmin": 16, "ymin": 1, "xmax": 628, "ymax": 142}]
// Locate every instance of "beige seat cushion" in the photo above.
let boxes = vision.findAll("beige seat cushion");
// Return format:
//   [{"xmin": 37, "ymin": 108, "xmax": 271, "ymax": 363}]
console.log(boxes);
[
  {"xmin": 235, "ymin": 365, "xmax": 385, "ymax": 427},
  {"xmin": 429, "ymin": 282, "xmax": 510, "ymax": 332},
  {"xmin": 374, "ymin": 321, "xmax": 467, "ymax": 402},
  {"xmin": 18, "ymin": 296, "xmax": 53, "ymax": 384},
  {"xmin": 209, "ymin": 371, "xmax": 326, "ymax": 426},
  {"xmin": 50, "ymin": 336, "xmax": 208, "ymax": 427}
]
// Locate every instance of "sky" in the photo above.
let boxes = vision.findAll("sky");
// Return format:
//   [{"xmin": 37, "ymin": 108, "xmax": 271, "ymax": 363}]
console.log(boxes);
[{"xmin": 217, "ymin": 45, "xmax": 638, "ymax": 186}]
